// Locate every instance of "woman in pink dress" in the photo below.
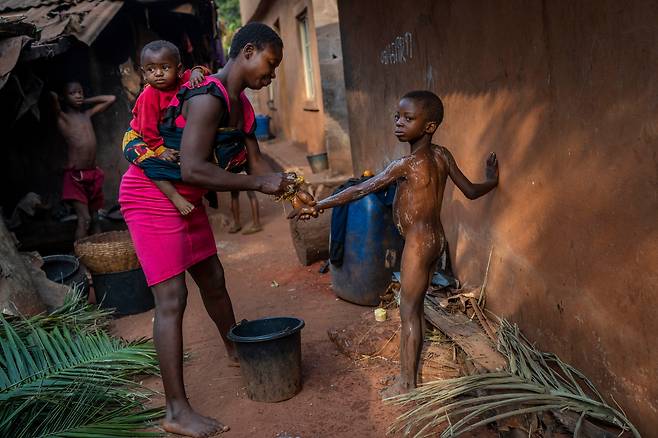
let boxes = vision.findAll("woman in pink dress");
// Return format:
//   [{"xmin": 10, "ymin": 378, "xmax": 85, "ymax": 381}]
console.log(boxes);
[{"xmin": 119, "ymin": 23, "xmax": 296, "ymax": 437}]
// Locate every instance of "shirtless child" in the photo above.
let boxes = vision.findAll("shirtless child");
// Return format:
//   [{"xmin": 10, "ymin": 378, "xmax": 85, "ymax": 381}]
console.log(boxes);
[
  {"xmin": 51, "ymin": 82, "xmax": 116, "ymax": 240},
  {"xmin": 228, "ymin": 190, "xmax": 262, "ymax": 234},
  {"xmin": 290, "ymin": 91, "xmax": 499, "ymax": 396}
]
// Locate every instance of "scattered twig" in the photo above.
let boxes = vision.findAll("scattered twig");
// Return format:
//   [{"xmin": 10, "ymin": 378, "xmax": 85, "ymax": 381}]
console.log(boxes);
[
  {"xmin": 478, "ymin": 248, "xmax": 493, "ymax": 308},
  {"xmin": 357, "ymin": 327, "xmax": 400, "ymax": 362},
  {"xmin": 467, "ymin": 297, "xmax": 497, "ymax": 342}
]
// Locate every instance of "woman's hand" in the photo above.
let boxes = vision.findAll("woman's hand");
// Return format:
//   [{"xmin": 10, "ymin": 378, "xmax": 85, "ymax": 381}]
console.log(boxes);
[{"xmin": 257, "ymin": 173, "xmax": 296, "ymax": 196}]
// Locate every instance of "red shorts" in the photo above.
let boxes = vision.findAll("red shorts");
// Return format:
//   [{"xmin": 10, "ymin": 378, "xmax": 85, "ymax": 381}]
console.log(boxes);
[{"xmin": 61, "ymin": 167, "xmax": 105, "ymax": 210}]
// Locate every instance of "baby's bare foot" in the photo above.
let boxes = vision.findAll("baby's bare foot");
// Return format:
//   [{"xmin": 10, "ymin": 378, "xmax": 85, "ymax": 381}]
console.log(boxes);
[
  {"xmin": 162, "ymin": 406, "xmax": 229, "ymax": 437},
  {"xmin": 172, "ymin": 197, "xmax": 195, "ymax": 216}
]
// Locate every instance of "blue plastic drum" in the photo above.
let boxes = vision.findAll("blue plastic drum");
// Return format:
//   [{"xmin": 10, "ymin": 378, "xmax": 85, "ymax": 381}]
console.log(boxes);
[{"xmin": 331, "ymin": 193, "xmax": 404, "ymax": 306}]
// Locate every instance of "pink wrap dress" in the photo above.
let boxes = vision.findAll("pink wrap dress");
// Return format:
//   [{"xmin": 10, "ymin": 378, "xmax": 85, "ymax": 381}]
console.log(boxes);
[{"xmin": 119, "ymin": 76, "xmax": 256, "ymax": 286}]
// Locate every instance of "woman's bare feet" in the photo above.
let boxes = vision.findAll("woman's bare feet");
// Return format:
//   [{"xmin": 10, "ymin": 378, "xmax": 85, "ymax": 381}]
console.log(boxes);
[
  {"xmin": 162, "ymin": 405, "xmax": 229, "ymax": 437},
  {"xmin": 171, "ymin": 195, "xmax": 195, "ymax": 216}
]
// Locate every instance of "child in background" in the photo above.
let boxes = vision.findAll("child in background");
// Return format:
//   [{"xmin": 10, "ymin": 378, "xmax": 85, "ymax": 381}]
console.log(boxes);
[
  {"xmin": 51, "ymin": 82, "xmax": 116, "ymax": 239},
  {"xmin": 290, "ymin": 91, "xmax": 499, "ymax": 396},
  {"xmin": 228, "ymin": 190, "xmax": 262, "ymax": 234},
  {"xmin": 123, "ymin": 40, "xmax": 209, "ymax": 215}
]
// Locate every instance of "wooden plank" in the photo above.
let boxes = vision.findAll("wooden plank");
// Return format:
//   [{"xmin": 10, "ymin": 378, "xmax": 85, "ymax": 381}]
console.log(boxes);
[{"xmin": 423, "ymin": 300, "xmax": 507, "ymax": 372}]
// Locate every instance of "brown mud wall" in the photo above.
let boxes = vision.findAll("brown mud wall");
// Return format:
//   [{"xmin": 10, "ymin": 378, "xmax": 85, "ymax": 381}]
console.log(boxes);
[
  {"xmin": 245, "ymin": 0, "xmax": 328, "ymax": 156},
  {"xmin": 338, "ymin": 0, "xmax": 658, "ymax": 432}
]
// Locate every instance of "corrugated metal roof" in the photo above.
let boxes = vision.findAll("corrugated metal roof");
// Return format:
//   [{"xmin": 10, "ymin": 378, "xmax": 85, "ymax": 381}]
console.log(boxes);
[
  {"xmin": 0, "ymin": 0, "xmax": 122, "ymax": 45},
  {"xmin": 0, "ymin": 0, "xmax": 62, "ymax": 14},
  {"xmin": 0, "ymin": 0, "xmax": 122, "ymax": 85}
]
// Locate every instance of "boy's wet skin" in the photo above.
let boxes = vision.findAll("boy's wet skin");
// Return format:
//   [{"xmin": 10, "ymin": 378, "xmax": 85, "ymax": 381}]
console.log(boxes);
[{"xmin": 290, "ymin": 92, "xmax": 499, "ymax": 396}]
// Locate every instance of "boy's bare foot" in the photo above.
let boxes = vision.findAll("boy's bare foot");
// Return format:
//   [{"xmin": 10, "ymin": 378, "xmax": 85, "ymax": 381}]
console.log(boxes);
[
  {"xmin": 241, "ymin": 223, "xmax": 262, "ymax": 235},
  {"xmin": 172, "ymin": 197, "xmax": 195, "ymax": 216},
  {"xmin": 162, "ymin": 406, "xmax": 229, "ymax": 437},
  {"xmin": 228, "ymin": 223, "xmax": 242, "ymax": 233},
  {"xmin": 380, "ymin": 378, "xmax": 411, "ymax": 400}
]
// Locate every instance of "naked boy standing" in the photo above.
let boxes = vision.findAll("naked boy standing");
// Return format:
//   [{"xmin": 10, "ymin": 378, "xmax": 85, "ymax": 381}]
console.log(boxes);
[{"xmin": 291, "ymin": 91, "xmax": 499, "ymax": 396}]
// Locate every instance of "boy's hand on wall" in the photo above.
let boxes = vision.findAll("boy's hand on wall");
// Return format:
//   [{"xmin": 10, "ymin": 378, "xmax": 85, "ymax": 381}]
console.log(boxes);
[{"xmin": 486, "ymin": 152, "xmax": 499, "ymax": 183}]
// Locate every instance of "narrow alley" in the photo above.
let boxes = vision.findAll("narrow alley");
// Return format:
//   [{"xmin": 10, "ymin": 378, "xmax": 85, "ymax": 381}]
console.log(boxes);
[{"xmin": 1, "ymin": 1, "xmax": 655, "ymax": 437}]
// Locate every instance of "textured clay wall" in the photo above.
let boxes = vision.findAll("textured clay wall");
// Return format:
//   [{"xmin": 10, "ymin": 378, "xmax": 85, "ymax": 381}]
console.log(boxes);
[
  {"xmin": 338, "ymin": 0, "xmax": 658, "ymax": 433},
  {"xmin": 246, "ymin": 0, "xmax": 327, "ymax": 156},
  {"xmin": 312, "ymin": 0, "xmax": 353, "ymax": 175}
]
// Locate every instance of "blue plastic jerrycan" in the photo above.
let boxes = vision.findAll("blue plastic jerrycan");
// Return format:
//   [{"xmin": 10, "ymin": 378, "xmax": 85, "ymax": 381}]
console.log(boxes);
[{"xmin": 331, "ymin": 192, "xmax": 404, "ymax": 306}]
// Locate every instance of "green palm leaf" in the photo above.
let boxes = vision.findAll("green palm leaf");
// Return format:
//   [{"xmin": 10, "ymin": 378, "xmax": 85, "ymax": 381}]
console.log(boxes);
[
  {"xmin": 5, "ymin": 287, "xmax": 113, "ymax": 336},
  {"xmin": 0, "ymin": 321, "xmax": 158, "ymax": 400},
  {"xmin": 11, "ymin": 382, "xmax": 164, "ymax": 438},
  {"xmin": 0, "ymin": 297, "xmax": 164, "ymax": 437}
]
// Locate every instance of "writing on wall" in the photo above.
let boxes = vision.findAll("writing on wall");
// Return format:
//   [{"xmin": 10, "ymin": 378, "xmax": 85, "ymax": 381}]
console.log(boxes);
[{"xmin": 380, "ymin": 32, "xmax": 413, "ymax": 65}]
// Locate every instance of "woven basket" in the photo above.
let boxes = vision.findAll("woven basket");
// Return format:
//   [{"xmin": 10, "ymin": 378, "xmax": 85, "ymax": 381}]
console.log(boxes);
[{"xmin": 74, "ymin": 231, "xmax": 140, "ymax": 274}]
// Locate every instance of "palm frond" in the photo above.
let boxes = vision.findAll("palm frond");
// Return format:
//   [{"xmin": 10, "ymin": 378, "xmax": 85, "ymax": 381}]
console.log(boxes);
[
  {"xmin": 0, "ymin": 298, "xmax": 164, "ymax": 437},
  {"xmin": 6, "ymin": 286, "xmax": 112, "ymax": 335},
  {"xmin": 387, "ymin": 317, "xmax": 640, "ymax": 437},
  {"xmin": 12, "ymin": 382, "xmax": 164, "ymax": 438},
  {"xmin": 0, "ymin": 320, "xmax": 158, "ymax": 395}
]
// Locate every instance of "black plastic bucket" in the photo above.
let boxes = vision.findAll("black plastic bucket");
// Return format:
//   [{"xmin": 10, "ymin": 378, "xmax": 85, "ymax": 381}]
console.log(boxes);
[
  {"xmin": 41, "ymin": 255, "xmax": 89, "ymax": 296},
  {"xmin": 227, "ymin": 317, "xmax": 305, "ymax": 402},
  {"xmin": 92, "ymin": 267, "xmax": 154, "ymax": 316}
]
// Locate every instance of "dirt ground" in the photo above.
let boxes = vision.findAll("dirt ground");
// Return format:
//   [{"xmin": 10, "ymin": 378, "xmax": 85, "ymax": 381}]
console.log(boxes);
[{"xmin": 111, "ymin": 193, "xmax": 492, "ymax": 438}]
